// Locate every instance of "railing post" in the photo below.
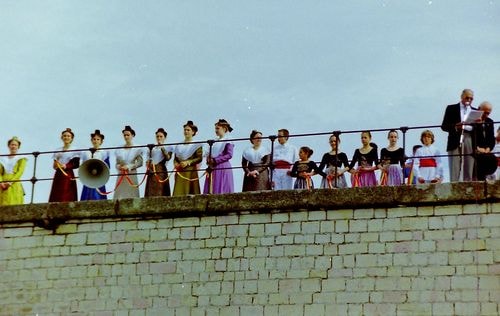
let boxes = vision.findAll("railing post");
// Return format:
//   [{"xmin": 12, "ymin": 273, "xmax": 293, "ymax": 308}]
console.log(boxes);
[
  {"xmin": 400, "ymin": 126, "xmax": 409, "ymax": 183},
  {"xmin": 206, "ymin": 140, "xmax": 215, "ymax": 194},
  {"xmin": 269, "ymin": 135, "xmax": 277, "ymax": 190},
  {"xmin": 30, "ymin": 151, "xmax": 40, "ymax": 204},
  {"xmin": 332, "ymin": 131, "xmax": 342, "ymax": 188}
]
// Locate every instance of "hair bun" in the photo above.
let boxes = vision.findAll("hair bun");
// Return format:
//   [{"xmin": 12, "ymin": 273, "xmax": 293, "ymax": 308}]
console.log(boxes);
[{"xmin": 122, "ymin": 125, "xmax": 136, "ymax": 136}]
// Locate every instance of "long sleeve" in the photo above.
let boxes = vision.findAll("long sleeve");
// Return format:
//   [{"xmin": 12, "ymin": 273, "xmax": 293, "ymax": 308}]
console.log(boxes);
[
  {"xmin": 241, "ymin": 156, "xmax": 249, "ymax": 174},
  {"xmin": 11, "ymin": 159, "xmax": 27, "ymax": 181},
  {"xmin": 128, "ymin": 154, "xmax": 144, "ymax": 171},
  {"xmin": 317, "ymin": 153, "xmax": 329, "ymax": 173},
  {"xmin": 349, "ymin": 150, "xmax": 360, "ymax": 170},
  {"xmin": 213, "ymin": 143, "xmax": 234, "ymax": 165},
  {"xmin": 66, "ymin": 157, "xmax": 80, "ymax": 170},
  {"xmin": 255, "ymin": 154, "xmax": 271, "ymax": 173},
  {"xmin": 412, "ymin": 149, "xmax": 422, "ymax": 180},
  {"xmin": 311, "ymin": 161, "xmax": 327, "ymax": 177},
  {"xmin": 290, "ymin": 162, "xmax": 299, "ymax": 177},
  {"xmin": 187, "ymin": 147, "xmax": 203, "ymax": 166}
]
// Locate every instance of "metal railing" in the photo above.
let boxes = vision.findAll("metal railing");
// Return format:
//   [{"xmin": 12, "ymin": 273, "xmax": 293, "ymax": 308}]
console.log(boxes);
[{"xmin": 0, "ymin": 121, "xmax": 498, "ymax": 204}]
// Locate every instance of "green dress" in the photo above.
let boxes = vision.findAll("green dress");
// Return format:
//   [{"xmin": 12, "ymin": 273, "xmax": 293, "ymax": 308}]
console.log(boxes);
[
  {"xmin": 173, "ymin": 144, "xmax": 203, "ymax": 196},
  {"xmin": 0, "ymin": 157, "xmax": 27, "ymax": 205}
]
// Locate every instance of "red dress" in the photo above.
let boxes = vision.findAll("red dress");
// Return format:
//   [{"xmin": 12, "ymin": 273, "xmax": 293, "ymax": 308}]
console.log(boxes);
[{"xmin": 49, "ymin": 148, "xmax": 80, "ymax": 202}]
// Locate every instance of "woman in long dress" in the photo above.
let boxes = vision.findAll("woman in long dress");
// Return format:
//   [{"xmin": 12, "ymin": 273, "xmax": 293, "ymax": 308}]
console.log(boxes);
[
  {"xmin": 242, "ymin": 130, "xmax": 271, "ymax": 191},
  {"xmin": 114, "ymin": 125, "xmax": 143, "ymax": 199},
  {"xmin": 173, "ymin": 121, "xmax": 203, "ymax": 196},
  {"xmin": 0, "ymin": 137, "xmax": 27, "ymax": 205},
  {"xmin": 80, "ymin": 130, "xmax": 110, "ymax": 201},
  {"xmin": 349, "ymin": 131, "xmax": 379, "ymax": 187},
  {"xmin": 318, "ymin": 134, "xmax": 349, "ymax": 188},
  {"xmin": 379, "ymin": 129, "xmax": 405, "ymax": 186},
  {"xmin": 204, "ymin": 119, "xmax": 234, "ymax": 194},
  {"xmin": 145, "ymin": 128, "xmax": 173, "ymax": 197},
  {"xmin": 49, "ymin": 128, "xmax": 80, "ymax": 202}
]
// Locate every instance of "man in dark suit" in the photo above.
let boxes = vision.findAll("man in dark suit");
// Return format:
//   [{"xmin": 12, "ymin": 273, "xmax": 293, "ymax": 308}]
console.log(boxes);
[
  {"xmin": 441, "ymin": 89, "xmax": 475, "ymax": 182},
  {"xmin": 474, "ymin": 101, "xmax": 496, "ymax": 180}
]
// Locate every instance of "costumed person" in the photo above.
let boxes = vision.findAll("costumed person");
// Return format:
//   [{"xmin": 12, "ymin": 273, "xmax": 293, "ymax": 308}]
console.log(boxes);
[
  {"xmin": 412, "ymin": 130, "xmax": 444, "ymax": 184},
  {"xmin": 290, "ymin": 146, "xmax": 325, "ymax": 189},
  {"xmin": 379, "ymin": 129, "xmax": 405, "ymax": 186},
  {"xmin": 473, "ymin": 101, "xmax": 496, "ymax": 181},
  {"xmin": 173, "ymin": 121, "xmax": 203, "ymax": 196},
  {"xmin": 441, "ymin": 89, "xmax": 476, "ymax": 182},
  {"xmin": 318, "ymin": 134, "xmax": 349, "ymax": 188},
  {"xmin": 242, "ymin": 130, "xmax": 271, "ymax": 191},
  {"xmin": 49, "ymin": 128, "xmax": 80, "ymax": 202},
  {"xmin": 203, "ymin": 119, "xmax": 234, "ymax": 194},
  {"xmin": 80, "ymin": 130, "xmax": 110, "ymax": 201},
  {"xmin": 349, "ymin": 131, "xmax": 379, "ymax": 187},
  {"xmin": 0, "ymin": 137, "xmax": 27, "ymax": 205},
  {"xmin": 404, "ymin": 145, "xmax": 422, "ymax": 185},
  {"xmin": 494, "ymin": 127, "xmax": 500, "ymax": 180},
  {"xmin": 114, "ymin": 125, "xmax": 143, "ymax": 199},
  {"xmin": 272, "ymin": 129, "xmax": 298, "ymax": 190},
  {"xmin": 145, "ymin": 128, "xmax": 173, "ymax": 197}
]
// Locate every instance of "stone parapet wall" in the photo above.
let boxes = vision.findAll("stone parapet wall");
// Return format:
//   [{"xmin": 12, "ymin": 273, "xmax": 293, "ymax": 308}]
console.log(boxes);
[{"xmin": 0, "ymin": 183, "xmax": 499, "ymax": 315}]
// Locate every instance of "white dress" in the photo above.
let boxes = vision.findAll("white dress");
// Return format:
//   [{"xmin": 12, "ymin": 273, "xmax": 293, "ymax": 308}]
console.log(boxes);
[{"xmin": 113, "ymin": 146, "xmax": 144, "ymax": 199}]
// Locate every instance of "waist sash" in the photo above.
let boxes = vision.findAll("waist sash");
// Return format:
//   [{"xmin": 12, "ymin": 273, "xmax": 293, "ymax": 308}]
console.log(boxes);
[
  {"xmin": 420, "ymin": 158, "xmax": 437, "ymax": 168},
  {"xmin": 274, "ymin": 160, "xmax": 292, "ymax": 169}
]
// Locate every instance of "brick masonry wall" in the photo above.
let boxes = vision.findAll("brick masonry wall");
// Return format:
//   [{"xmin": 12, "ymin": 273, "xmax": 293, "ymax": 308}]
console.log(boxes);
[{"xmin": 1, "ymin": 201, "xmax": 499, "ymax": 315}]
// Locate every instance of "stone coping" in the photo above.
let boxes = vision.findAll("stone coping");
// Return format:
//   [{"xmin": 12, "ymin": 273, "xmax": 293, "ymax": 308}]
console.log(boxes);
[{"xmin": 0, "ymin": 182, "xmax": 498, "ymax": 229}]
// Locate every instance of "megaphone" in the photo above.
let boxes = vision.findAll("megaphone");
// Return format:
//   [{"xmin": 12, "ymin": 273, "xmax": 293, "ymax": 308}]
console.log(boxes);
[{"xmin": 79, "ymin": 159, "xmax": 110, "ymax": 189}]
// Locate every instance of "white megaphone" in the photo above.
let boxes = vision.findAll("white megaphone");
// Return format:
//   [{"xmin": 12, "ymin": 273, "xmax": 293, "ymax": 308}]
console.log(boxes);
[{"xmin": 79, "ymin": 159, "xmax": 110, "ymax": 189}]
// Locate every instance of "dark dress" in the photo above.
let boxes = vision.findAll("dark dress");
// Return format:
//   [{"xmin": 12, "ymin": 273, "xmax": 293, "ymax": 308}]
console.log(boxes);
[
  {"xmin": 349, "ymin": 146, "xmax": 379, "ymax": 187},
  {"xmin": 379, "ymin": 148, "xmax": 405, "ymax": 186},
  {"xmin": 49, "ymin": 149, "xmax": 80, "ymax": 202},
  {"xmin": 242, "ymin": 146, "xmax": 271, "ymax": 192},
  {"xmin": 290, "ymin": 160, "xmax": 326, "ymax": 189},
  {"xmin": 318, "ymin": 152, "xmax": 349, "ymax": 188},
  {"xmin": 145, "ymin": 146, "xmax": 172, "ymax": 197},
  {"xmin": 473, "ymin": 118, "xmax": 496, "ymax": 180}
]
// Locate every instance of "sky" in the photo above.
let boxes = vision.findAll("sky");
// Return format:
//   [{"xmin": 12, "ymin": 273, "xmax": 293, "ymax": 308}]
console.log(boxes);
[{"xmin": 1, "ymin": 1, "xmax": 499, "ymax": 203}]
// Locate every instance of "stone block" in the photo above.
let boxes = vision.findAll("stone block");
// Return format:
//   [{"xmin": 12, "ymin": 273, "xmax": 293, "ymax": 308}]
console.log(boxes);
[
  {"xmin": 239, "ymin": 213, "xmax": 270, "ymax": 224},
  {"xmin": 328, "ymin": 209, "xmax": 354, "ymax": 220},
  {"xmin": 271, "ymin": 213, "xmax": 289, "ymax": 223},
  {"xmin": 387, "ymin": 206, "xmax": 416, "ymax": 218}
]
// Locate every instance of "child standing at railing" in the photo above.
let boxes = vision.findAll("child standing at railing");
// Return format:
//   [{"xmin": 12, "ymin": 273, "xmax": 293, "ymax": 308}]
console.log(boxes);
[
  {"xmin": 349, "ymin": 131, "xmax": 379, "ymax": 187},
  {"xmin": 379, "ymin": 130, "xmax": 405, "ymax": 186},
  {"xmin": 318, "ymin": 134, "xmax": 349, "ymax": 189},
  {"xmin": 413, "ymin": 130, "xmax": 443, "ymax": 184},
  {"xmin": 290, "ymin": 146, "xmax": 325, "ymax": 189}
]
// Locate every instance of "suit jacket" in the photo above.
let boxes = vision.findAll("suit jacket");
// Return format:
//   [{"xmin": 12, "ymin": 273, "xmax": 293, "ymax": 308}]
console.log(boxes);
[
  {"xmin": 473, "ymin": 117, "xmax": 495, "ymax": 151},
  {"xmin": 441, "ymin": 102, "xmax": 476, "ymax": 151}
]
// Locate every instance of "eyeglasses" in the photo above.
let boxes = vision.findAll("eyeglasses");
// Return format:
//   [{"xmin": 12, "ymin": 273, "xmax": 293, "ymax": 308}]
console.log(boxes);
[{"xmin": 464, "ymin": 96, "xmax": 474, "ymax": 100}]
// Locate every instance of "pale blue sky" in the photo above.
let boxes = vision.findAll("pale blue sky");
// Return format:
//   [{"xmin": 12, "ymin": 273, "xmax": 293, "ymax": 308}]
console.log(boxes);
[{"xmin": 1, "ymin": 1, "xmax": 498, "ymax": 201}]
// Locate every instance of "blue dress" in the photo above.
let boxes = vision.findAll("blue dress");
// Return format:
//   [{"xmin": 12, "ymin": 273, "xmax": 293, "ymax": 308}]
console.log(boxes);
[{"xmin": 80, "ymin": 150, "xmax": 110, "ymax": 201}]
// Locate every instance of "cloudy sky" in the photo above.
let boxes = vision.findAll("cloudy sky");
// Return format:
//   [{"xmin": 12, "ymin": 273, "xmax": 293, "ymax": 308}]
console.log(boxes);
[{"xmin": 1, "ymin": 1, "xmax": 498, "ymax": 202}]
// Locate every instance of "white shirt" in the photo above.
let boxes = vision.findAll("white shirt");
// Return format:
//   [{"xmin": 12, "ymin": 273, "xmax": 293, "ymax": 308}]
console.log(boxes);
[
  {"xmin": 461, "ymin": 102, "xmax": 473, "ymax": 132},
  {"xmin": 273, "ymin": 142, "xmax": 298, "ymax": 164}
]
